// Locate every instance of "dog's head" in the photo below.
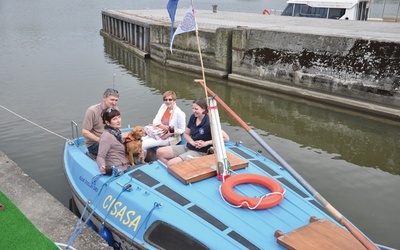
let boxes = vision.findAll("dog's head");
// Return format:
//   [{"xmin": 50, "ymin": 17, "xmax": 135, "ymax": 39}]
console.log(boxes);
[{"xmin": 129, "ymin": 125, "xmax": 145, "ymax": 140}]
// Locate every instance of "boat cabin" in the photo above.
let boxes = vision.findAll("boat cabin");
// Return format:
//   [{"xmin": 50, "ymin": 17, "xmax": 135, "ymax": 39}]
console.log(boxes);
[{"xmin": 281, "ymin": 0, "xmax": 370, "ymax": 20}]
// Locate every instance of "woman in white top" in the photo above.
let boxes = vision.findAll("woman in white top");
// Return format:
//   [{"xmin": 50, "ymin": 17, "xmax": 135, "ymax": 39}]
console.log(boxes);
[{"xmin": 142, "ymin": 90, "xmax": 186, "ymax": 157}]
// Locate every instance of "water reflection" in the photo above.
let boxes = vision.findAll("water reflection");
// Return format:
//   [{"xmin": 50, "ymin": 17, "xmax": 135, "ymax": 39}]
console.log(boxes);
[{"xmin": 103, "ymin": 36, "xmax": 400, "ymax": 176}]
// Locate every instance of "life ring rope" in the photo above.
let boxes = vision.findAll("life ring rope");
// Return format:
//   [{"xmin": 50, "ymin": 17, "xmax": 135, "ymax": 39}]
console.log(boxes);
[
  {"xmin": 220, "ymin": 185, "xmax": 285, "ymax": 210},
  {"xmin": 220, "ymin": 173, "xmax": 285, "ymax": 210}
]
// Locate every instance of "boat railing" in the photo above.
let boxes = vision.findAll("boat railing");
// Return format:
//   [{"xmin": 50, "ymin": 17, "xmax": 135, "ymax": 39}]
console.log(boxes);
[
  {"xmin": 71, "ymin": 120, "xmax": 79, "ymax": 140},
  {"xmin": 70, "ymin": 120, "xmax": 85, "ymax": 145},
  {"xmin": 270, "ymin": 9, "xmax": 283, "ymax": 15}
]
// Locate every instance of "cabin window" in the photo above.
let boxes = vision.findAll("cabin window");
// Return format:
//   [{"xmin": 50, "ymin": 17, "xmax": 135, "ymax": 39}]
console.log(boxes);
[
  {"xmin": 298, "ymin": 5, "xmax": 326, "ymax": 18},
  {"xmin": 281, "ymin": 3, "xmax": 294, "ymax": 16},
  {"xmin": 282, "ymin": 3, "xmax": 346, "ymax": 19},
  {"xmin": 144, "ymin": 221, "xmax": 209, "ymax": 250},
  {"xmin": 328, "ymin": 8, "xmax": 346, "ymax": 19}
]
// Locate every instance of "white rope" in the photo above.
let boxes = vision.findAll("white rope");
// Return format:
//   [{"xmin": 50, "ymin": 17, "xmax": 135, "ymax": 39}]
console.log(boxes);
[
  {"xmin": 1, "ymin": 104, "xmax": 77, "ymax": 247},
  {"xmin": 0, "ymin": 104, "xmax": 71, "ymax": 142},
  {"xmin": 54, "ymin": 242, "xmax": 78, "ymax": 250},
  {"xmin": 219, "ymin": 183, "xmax": 286, "ymax": 210}
]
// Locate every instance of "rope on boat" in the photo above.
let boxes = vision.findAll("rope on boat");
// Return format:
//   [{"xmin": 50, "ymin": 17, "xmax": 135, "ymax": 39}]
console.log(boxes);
[
  {"xmin": 130, "ymin": 202, "xmax": 162, "ymax": 248},
  {"xmin": 66, "ymin": 198, "xmax": 97, "ymax": 249},
  {"xmin": 102, "ymin": 178, "xmax": 132, "ymax": 222},
  {"xmin": 0, "ymin": 104, "xmax": 73, "ymax": 144},
  {"xmin": 54, "ymin": 242, "xmax": 78, "ymax": 250},
  {"xmin": 66, "ymin": 173, "xmax": 125, "ymax": 248},
  {"xmin": 218, "ymin": 181, "xmax": 286, "ymax": 210}
]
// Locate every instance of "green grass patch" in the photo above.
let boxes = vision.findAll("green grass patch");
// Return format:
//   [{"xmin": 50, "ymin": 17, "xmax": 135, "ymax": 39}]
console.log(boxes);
[{"xmin": 0, "ymin": 190, "xmax": 58, "ymax": 250}]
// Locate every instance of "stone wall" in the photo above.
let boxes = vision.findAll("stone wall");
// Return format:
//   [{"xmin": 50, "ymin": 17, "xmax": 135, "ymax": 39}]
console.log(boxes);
[
  {"xmin": 231, "ymin": 27, "xmax": 400, "ymax": 108},
  {"xmin": 150, "ymin": 24, "xmax": 232, "ymax": 78},
  {"xmin": 144, "ymin": 23, "xmax": 400, "ymax": 109}
]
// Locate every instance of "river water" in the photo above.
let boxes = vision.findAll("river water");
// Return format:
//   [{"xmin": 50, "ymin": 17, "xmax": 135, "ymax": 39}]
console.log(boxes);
[{"xmin": 1, "ymin": 0, "xmax": 399, "ymax": 248}]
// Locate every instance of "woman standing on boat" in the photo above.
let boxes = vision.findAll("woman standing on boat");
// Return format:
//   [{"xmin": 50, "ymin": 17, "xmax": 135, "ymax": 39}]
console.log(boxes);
[
  {"xmin": 156, "ymin": 98, "xmax": 229, "ymax": 167},
  {"xmin": 96, "ymin": 108, "xmax": 130, "ymax": 174},
  {"xmin": 142, "ymin": 90, "xmax": 186, "ymax": 159}
]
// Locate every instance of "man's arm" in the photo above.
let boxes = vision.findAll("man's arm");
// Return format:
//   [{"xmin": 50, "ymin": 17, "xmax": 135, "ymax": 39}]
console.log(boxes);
[{"xmin": 82, "ymin": 128, "xmax": 100, "ymax": 142}]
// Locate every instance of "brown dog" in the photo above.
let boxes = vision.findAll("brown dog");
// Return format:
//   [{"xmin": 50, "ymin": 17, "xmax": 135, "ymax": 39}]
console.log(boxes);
[{"xmin": 124, "ymin": 126, "xmax": 146, "ymax": 166}]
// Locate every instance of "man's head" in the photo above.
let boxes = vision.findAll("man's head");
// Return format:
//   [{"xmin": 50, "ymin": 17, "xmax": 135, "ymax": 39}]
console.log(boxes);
[{"xmin": 102, "ymin": 88, "xmax": 119, "ymax": 109}]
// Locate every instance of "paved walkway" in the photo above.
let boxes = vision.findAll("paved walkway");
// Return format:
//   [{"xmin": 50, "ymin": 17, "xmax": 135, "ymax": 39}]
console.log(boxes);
[
  {"xmin": 111, "ymin": 9, "xmax": 400, "ymax": 42},
  {"xmin": 0, "ymin": 151, "xmax": 112, "ymax": 250}
]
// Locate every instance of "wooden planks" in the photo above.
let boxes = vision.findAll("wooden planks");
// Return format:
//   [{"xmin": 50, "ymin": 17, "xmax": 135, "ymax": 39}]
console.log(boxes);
[
  {"xmin": 275, "ymin": 218, "xmax": 366, "ymax": 250},
  {"xmin": 168, "ymin": 152, "xmax": 248, "ymax": 184}
]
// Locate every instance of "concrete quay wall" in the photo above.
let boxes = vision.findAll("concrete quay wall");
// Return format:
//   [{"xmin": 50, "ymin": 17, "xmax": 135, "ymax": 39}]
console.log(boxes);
[
  {"xmin": 150, "ymin": 24, "xmax": 232, "ymax": 78},
  {"xmin": 101, "ymin": 9, "xmax": 400, "ymax": 118},
  {"xmin": 231, "ymin": 28, "xmax": 400, "ymax": 109},
  {"xmin": 0, "ymin": 151, "xmax": 112, "ymax": 250}
]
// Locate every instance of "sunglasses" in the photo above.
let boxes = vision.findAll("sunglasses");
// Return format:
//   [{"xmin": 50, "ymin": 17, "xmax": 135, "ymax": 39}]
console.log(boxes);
[
  {"xmin": 106, "ymin": 88, "xmax": 118, "ymax": 94},
  {"xmin": 103, "ymin": 88, "xmax": 119, "ymax": 98},
  {"xmin": 164, "ymin": 98, "xmax": 174, "ymax": 102},
  {"xmin": 106, "ymin": 107, "xmax": 115, "ymax": 113}
]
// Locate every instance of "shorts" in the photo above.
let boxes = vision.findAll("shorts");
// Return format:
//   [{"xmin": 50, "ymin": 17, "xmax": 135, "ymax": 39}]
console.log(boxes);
[{"xmin": 172, "ymin": 145, "xmax": 206, "ymax": 161}]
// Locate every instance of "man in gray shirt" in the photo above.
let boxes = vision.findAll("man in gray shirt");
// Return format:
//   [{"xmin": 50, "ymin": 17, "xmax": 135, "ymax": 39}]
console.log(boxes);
[{"xmin": 82, "ymin": 88, "xmax": 119, "ymax": 158}]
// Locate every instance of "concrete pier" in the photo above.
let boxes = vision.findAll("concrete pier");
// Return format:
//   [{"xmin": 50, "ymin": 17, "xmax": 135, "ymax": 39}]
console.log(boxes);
[
  {"xmin": 100, "ymin": 9, "xmax": 400, "ymax": 120},
  {"xmin": 0, "ymin": 151, "xmax": 112, "ymax": 250}
]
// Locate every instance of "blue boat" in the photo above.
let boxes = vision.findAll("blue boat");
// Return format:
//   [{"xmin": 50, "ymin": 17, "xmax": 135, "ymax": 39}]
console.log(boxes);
[
  {"xmin": 60, "ymin": 4, "xmax": 397, "ymax": 249},
  {"xmin": 63, "ymin": 91, "xmax": 386, "ymax": 250}
]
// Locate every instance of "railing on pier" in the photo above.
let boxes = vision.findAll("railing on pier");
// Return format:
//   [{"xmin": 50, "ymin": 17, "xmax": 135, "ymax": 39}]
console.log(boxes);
[{"xmin": 101, "ymin": 12, "xmax": 150, "ymax": 53}]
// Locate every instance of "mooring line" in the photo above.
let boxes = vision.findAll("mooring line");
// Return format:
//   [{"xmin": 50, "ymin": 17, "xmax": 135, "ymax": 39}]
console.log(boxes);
[{"xmin": 0, "ymin": 104, "xmax": 71, "ymax": 142}]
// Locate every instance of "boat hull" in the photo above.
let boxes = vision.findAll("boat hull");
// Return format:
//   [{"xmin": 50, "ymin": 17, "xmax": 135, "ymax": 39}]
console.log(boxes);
[{"xmin": 63, "ymin": 134, "xmax": 368, "ymax": 250}]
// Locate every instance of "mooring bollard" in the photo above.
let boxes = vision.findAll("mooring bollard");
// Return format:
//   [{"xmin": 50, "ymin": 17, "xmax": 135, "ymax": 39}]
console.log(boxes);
[{"xmin": 212, "ymin": 5, "xmax": 218, "ymax": 13}]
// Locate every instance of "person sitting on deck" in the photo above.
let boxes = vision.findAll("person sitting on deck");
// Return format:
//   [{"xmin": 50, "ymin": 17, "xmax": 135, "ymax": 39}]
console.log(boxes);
[
  {"xmin": 142, "ymin": 90, "xmax": 186, "ymax": 160},
  {"xmin": 82, "ymin": 88, "xmax": 119, "ymax": 159},
  {"xmin": 96, "ymin": 108, "xmax": 131, "ymax": 174},
  {"xmin": 156, "ymin": 98, "xmax": 229, "ymax": 167}
]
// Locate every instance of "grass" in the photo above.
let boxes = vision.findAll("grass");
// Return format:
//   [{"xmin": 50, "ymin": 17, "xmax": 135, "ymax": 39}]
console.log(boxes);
[{"xmin": 0, "ymin": 190, "xmax": 58, "ymax": 250}]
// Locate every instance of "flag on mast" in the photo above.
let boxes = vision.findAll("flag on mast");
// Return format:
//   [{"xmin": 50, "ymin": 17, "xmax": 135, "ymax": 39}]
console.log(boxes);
[
  {"xmin": 169, "ymin": 5, "xmax": 197, "ymax": 53},
  {"xmin": 167, "ymin": 0, "xmax": 179, "ymax": 49}
]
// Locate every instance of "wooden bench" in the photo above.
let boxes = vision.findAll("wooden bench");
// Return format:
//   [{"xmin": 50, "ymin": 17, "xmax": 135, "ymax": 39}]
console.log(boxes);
[
  {"xmin": 168, "ymin": 152, "xmax": 248, "ymax": 184},
  {"xmin": 274, "ymin": 216, "xmax": 366, "ymax": 250}
]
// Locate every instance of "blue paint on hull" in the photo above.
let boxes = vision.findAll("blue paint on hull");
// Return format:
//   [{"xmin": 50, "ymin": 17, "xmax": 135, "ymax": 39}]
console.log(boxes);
[{"xmin": 63, "ymin": 132, "xmax": 351, "ymax": 250}]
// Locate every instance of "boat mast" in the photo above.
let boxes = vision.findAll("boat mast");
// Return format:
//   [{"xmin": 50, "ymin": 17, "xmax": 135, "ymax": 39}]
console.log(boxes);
[{"xmin": 191, "ymin": 0, "xmax": 231, "ymax": 180}]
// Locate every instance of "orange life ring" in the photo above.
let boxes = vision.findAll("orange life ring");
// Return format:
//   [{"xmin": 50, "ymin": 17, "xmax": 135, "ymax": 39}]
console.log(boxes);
[
  {"xmin": 221, "ymin": 174, "xmax": 284, "ymax": 209},
  {"xmin": 262, "ymin": 8, "xmax": 271, "ymax": 15}
]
